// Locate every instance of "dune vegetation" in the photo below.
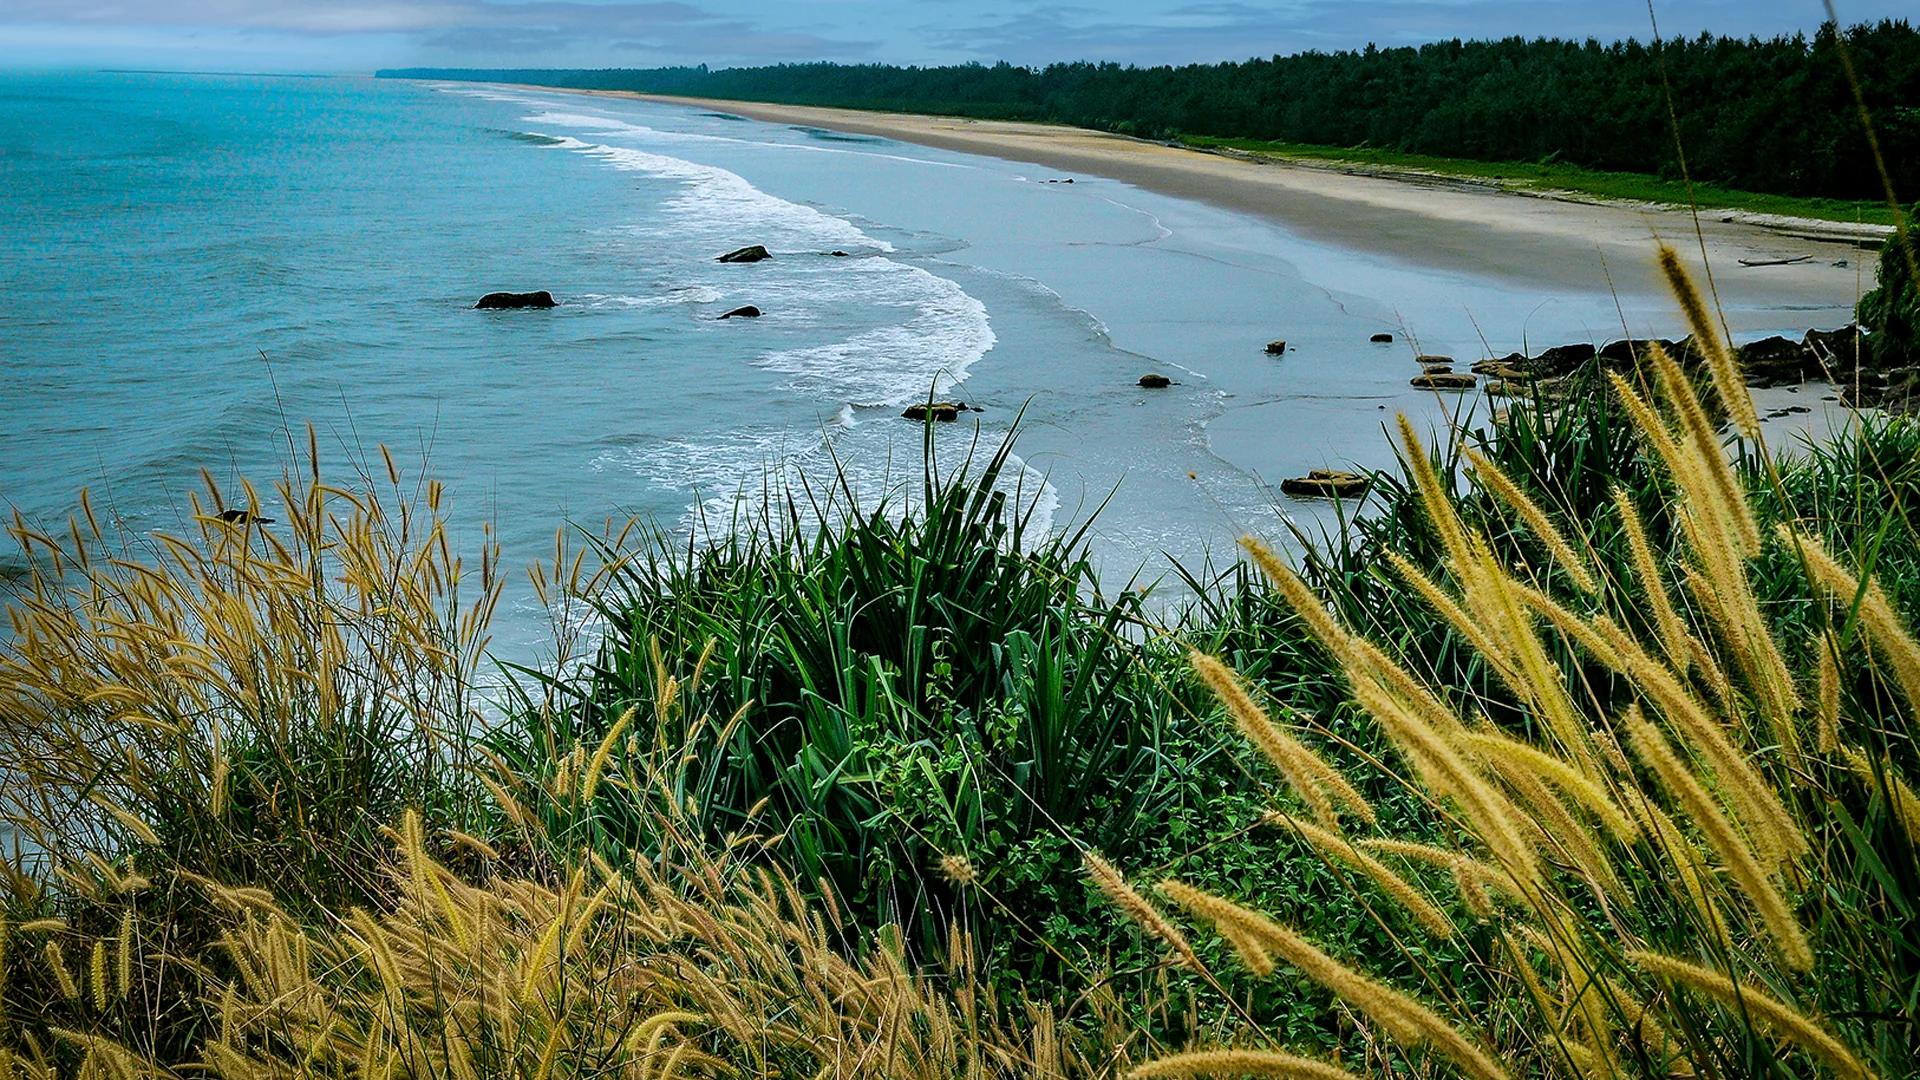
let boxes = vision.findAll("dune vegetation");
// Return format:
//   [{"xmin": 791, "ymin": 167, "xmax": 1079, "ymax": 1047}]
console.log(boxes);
[{"xmin": 4, "ymin": 243, "xmax": 1920, "ymax": 1078}]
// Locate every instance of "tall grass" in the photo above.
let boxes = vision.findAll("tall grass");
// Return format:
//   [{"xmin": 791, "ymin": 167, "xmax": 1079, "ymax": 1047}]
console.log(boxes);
[{"xmin": 1106, "ymin": 255, "xmax": 1920, "ymax": 1078}]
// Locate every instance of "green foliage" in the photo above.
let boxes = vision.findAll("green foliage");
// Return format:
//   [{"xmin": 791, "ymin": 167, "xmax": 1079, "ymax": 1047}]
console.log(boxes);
[
  {"xmin": 495, "ymin": 429, "xmax": 1203, "ymax": 984},
  {"xmin": 384, "ymin": 19, "xmax": 1920, "ymax": 202},
  {"xmin": 1859, "ymin": 210, "xmax": 1920, "ymax": 367}
]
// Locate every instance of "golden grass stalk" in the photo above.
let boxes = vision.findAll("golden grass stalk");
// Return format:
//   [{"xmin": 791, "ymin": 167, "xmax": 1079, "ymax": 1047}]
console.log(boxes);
[
  {"xmin": 1191, "ymin": 653, "xmax": 1374, "ymax": 827},
  {"xmin": 1595, "ymin": 620, "xmax": 1805, "ymax": 870},
  {"xmin": 1613, "ymin": 486, "xmax": 1692, "ymax": 669},
  {"xmin": 1381, "ymin": 549, "xmax": 1513, "ymax": 672},
  {"xmin": 1656, "ymin": 246, "xmax": 1758, "ymax": 439},
  {"xmin": 1463, "ymin": 447, "xmax": 1598, "ymax": 593},
  {"xmin": 1084, "ymin": 851, "xmax": 1206, "ymax": 976},
  {"xmin": 1792, "ymin": 526, "xmax": 1920, "ymax": 714},
  {"xmin": 1157, "ymin": 879, "xmax": 1508, "ymax": 1080},
  {"xmin": 1341, "ymin": 654, "xmax": 1540, "ymax": 887},
  {"xmin": 1457, "ymin": 730, "xmax": 1636, "ymax": 842},
  {"xmin": 1265, "ymin": 813, "xmax": 1454, "ymax": 937},
  {"xmin": 1839, "ymin": 747, "xmax": 1920, "ymax": 849},
  {"xmin": 1240, "ymin": 536, "xmax": 1351, "ymax": 656},
  {"xmin": 1626, "ymin": 718, "xmax": 1812, "ymax": 970},
  {"xmin": 1395, "ymin": 415, "xmax": 1475, "ymax": 570},
  {"xmin": 1128, "ymin": 1049, "xmax": 1365, "ymax": 1079},
  {"xmin": 1628, "ymin": 949, "xmax": 1875, "ymax": 1079}
]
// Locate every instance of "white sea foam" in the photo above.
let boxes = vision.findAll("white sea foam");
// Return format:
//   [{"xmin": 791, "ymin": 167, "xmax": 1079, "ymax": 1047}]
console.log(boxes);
[
  {"xmin": 577, "ymin": 286, "xmax": 723, "ymax": 308},
  {"xmin": 753, "ymin": 260, "xmax": 996, "ymax": 407},
  {"xmin": 596, "ymin": 422, "xmax": 1058, "ymax": 550},
  {"xmin": 521, "ymin": 108, "xmax": 967, "ymax": 169},
  {"xmin": 542, "ymin": 134, "xmax": 885, "ymax": 252}
]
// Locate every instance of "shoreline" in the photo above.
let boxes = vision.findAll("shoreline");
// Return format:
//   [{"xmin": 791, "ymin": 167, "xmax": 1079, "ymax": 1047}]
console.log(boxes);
[{"xmin": 526, "ymin": 87, "xmax": 1880, "ymax": 325}]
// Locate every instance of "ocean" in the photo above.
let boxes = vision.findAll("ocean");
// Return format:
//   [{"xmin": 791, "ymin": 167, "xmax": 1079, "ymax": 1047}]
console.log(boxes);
[{"xmin": 0, "ymin": 71, "xmax": 1856, "ymax": 664}]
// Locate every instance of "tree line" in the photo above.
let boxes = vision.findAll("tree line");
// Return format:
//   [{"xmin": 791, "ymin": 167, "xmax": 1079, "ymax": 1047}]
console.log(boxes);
[{"xmin": 383, "ymin": 20, "xmax": 1919, "ymax": 202}]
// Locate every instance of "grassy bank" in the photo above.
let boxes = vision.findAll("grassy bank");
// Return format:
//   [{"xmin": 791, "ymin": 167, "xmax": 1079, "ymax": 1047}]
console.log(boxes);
[
  {"xmin": 4, "ymin": 254, "xmax": 1920, "ymax": 1077},
  {"xmin": 1179, "ymin": 134, "xmax": 1901, "ymax": 228}
]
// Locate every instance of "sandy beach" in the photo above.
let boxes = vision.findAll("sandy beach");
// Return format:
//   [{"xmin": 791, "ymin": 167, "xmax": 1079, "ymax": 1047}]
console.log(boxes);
[{"xmin": 558, "ymin": 90, "xmax": 1884, "ymax": 330}]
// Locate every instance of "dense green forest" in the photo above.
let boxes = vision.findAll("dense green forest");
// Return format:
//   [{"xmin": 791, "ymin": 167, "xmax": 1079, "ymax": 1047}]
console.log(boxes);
[{"xmin": 383, "ymin": 20, "xmax": 1920, "ymax": 202}]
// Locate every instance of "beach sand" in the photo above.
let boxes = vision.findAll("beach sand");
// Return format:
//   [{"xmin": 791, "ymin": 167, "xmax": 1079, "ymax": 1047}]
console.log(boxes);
[{"xmin": 555, "ymin": 90, "xmax": 1884, "ymax": 332}]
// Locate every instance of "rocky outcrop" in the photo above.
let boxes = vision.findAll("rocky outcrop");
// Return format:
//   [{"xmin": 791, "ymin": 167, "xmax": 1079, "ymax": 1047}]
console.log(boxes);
[
  {"xmin": 1421, "ymin": 363, "xmax": 1454, "ymax": 375},
  {"xmin": 717, "ymin": 245, "xmax": 772, "ymax": 263},
  {"xmin": 1138, "ymin": 373, "xmax": 1172, "ymax": 388},
  {"xmin": 1412, "ymin": 372, "xmax": 1477, "ymax": 390},
  {"xmin": 1529, "ymin": 342, "xmax": 1597, "ymax": 377},
  {"xmin": 1266, "ymin": 340, "xmax": 1288, "ymax": 355},
  {"xmin": 475, "ymin": 290, "xmax": 556, "ymax": 309},
  {"xmin": 1737, "ymin": 335, "xmax": 1821, "ymax": 387},
  {"xmin": 1805, "ymin": 325, "xmax": 1866, "ymax": 365},
  {"xmin": 1473, "ymin": 359, "xmax": 1533, "ymax": 380},
  {"xmin": 902, "ymin": 401, "xmax": 976, "ymax": 422},
  {"xmin": 1414, "ymin": 354, "xmax": 1453, "ymax": 366},
  {"xmin": 1370, "ymin": 333, "xmax": 1394, "ymax": 343},
  {"xmin": 1598, "ymin": 338, "xmax": 1679, "ymax": 365},
  {"xmin": 1281, "ymin": 469, "xmax": 1370, "ymax": 498},
  {"xmin": 718, "ymin": 305, "xmax": 762, "ymax": 319}
]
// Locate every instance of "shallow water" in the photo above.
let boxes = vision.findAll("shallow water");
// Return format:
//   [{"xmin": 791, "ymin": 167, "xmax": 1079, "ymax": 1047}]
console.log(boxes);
[{"xmin": 0, "ymin": 72, "xmax": 1859, "ymax": 664}]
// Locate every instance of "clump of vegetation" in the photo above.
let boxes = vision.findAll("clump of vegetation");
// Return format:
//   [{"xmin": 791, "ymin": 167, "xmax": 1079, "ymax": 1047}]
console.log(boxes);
[{"xmin": 1859, "ymin": 206, "xmax": 1919, "ymax": 369}]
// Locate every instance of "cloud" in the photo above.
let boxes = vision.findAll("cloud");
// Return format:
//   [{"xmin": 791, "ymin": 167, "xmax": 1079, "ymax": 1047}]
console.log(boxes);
[
  {"xmin": 922, "ymin": 0, "xmax": 1911, "ymax": 67},
  {"xmin": 1, "ymin": 0, "xmax": 878, "ymax": 65},
  {"xmin": 3, "ymin": 0, "xmax": 1911, "ymax": 69}
]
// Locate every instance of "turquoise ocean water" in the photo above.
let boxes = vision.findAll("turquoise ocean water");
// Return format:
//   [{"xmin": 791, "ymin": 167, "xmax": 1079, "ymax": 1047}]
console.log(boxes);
[{"xmin": 0, "ymin": 72, "xmax": 1855, "ymax": 663}]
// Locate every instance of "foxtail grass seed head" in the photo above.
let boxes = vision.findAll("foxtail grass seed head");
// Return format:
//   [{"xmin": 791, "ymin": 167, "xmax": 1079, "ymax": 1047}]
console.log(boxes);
[
  {"xmin": 1129, "ymin": 1049, "xmax": 1367, "ymax": 1079},
  {"xmin": 1239, "ymin": 536, "xmax": 1351, "ymax": 656},
  {"xmin": 1627, "ymin": 718, "xmax": 1812, "ymax": 970},
  {"xmin": 1084, "ymin": 851, "xmax": 1206, "ymax": 975},
  {"xmin": 1629, "ymin": 949, "xmax": 1876, "ymax": 1079},
  {"xmin": 1191, "ymin": 652, "xmax": 1374, "ymax": 826},
  {"xmin": 1269, "ymin": 813, "xmax": 1454, "ymax": 937},
  {"xmin": 1462, "ymin": 448, "xmax": 1597, "ymax": 593},
  {"xmin": 1656, "ymin": 246, "xmax": 1759, "ymax": 439},
  {"xmin": 1160, "ymin": 879, "xmax": 1509, "ymax": 1080}
]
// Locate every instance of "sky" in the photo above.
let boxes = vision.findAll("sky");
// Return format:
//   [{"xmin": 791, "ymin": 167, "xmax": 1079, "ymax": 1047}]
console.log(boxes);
[{"xmin": 1, "ymin": 0, "xmax": 1911, "ymax": 73}]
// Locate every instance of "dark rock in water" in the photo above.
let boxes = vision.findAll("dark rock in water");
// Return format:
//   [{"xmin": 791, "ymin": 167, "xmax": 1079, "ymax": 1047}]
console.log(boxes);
[
  {"xmin": 1412, "ymin": 372, "xmax": 1477, "ymax": 390},
  {"xmin": 1804, "ymin": 325, "xmax": 1864, "ymax": 364},
  {"xmin": 217, "ymin": 509, "xmax": 274, "ymax": 525},
  {"xmin": 1414, "ymin": 354, "xmax": 1453, "ymax": 366},
  {"xmin": 1138, "ymin": 373, "xmax": 1172, "ymax": 388},
  {"xmin": 902, "ymin": 402, "xmax": 968, "ymax": 422},
  {"xmin": 829, "ymin": 250, "xmax": 850, "ymax": 257},
  {"xmin": 1598, "ymin": 338, "xmax": 1677, "ymax": 364},
  {"xmin": 1472, "ymin": 353, "xmax": 1528, "ymax": 376},
  {"xmin": 1281, "ymin": 469, "xmax": 1370, "ymax": 499},
  {"xmin": 1474, "ymin": 360, "xmax": 1532, "ymax": 380},
  {"xmin": 1529, "ymin": 342, "xmax": 1596, "ymax": 376},
  {"xmin": 1421, "ymin": 363, "xmax": 1454, "ymax": 375},
  {"xmin": 717, "ymin": 245, "xmax": 772, "ymax": 263},
  {"xmin": 1370, "ymin": 332, "xmax": 1394, "ymax": 343},
  {"xmin": 475, "ymin": 290, "xmax": 556, "ymax": 310},
  {"xmin": 1737, "ymin": 335, "xmax": 1819, "ymax": 387},
  {"xmin": 718, "ymin": 305, "xmax": 762, "ymax": 319},
  {"xmin": 1265, "ymin": 340, "xmax": 1288, "ymax": 355}
]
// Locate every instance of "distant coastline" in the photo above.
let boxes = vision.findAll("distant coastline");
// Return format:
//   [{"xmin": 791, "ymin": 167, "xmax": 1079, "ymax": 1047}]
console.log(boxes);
[{"xmin": 496, "ymin": 84, "xmax": 1881, "ymax": 331}]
